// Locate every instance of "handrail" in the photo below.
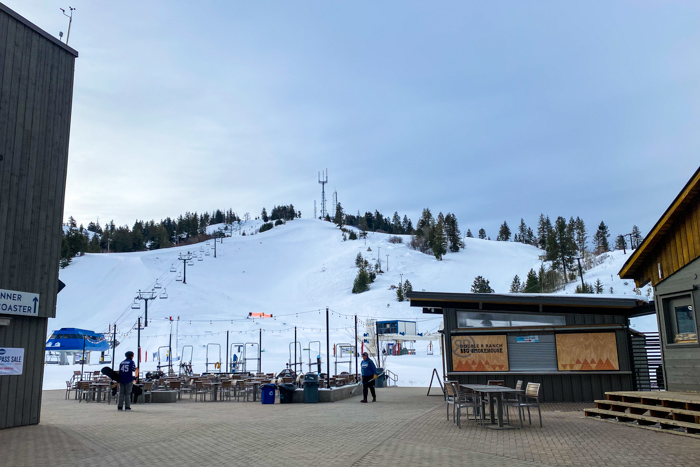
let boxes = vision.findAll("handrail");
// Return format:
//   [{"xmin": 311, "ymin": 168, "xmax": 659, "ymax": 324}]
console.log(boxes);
[{"xmin": 384, "ymin": 369, "xmax": 398, "ymax": 386}]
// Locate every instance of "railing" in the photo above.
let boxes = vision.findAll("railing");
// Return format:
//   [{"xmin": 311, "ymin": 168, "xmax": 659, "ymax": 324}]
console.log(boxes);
[
  {"xmin": 384, "ymin": 369, "xmax": 398, "ymax": 387},
  {"xmin": 630, "ymin": 331, "xmax": 663, "ymax": 391}
]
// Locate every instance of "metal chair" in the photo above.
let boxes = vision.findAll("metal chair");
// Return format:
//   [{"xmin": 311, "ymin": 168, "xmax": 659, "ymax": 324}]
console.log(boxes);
[
  {"xmin": 452, "ymin": 383, "xmax": 484, "ymax": 428},
  {"xmin": 512, "ymin": 382, "xmax": 542, "ymax": 428},
  {"xmin": 445, "ymin": 381, "xmax": 457, "ymax": 422}
]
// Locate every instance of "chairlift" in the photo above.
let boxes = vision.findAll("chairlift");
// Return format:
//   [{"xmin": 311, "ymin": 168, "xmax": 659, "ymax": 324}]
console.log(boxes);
[
  {"xmin": 187, "ymin": 260, "xmax": 194, "ymax": 266},
  {"xmin": 160, "ymin": 288, "xmax": 168, "ymax": 299},
  {"xmin": 154, "ymin": 280, "xmax": 162, "ymax": 289},
  {"xmin": 205, "ymin": 250, "xmax": 210, "ymax": 256},
  {"xmin": 199, "ymin": 247, "xmax": 204, "ymax": 252},
  {"xmin": 197, "ymin": 255, "xmax": 203, "ymax": 261},
  {"xmin": 131, "ymin": 299, "xmax": 140, "ymax": 310},
  {"xmin": 170, "ymin": 264, "xmax": 177, "ymax": 273},
  {"xmin": 176, "ymin": 273, "xmax": 183, "ymax": 281},
  {"xmin": 206, "ymin": 241, "xmax": 211, "ymax": 246}
]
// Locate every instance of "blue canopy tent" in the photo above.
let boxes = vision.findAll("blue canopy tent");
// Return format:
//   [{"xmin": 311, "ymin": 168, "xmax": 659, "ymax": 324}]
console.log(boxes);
[{"xmin": 45, "ymin": 328, "xmax": 110, "ymax": 365}]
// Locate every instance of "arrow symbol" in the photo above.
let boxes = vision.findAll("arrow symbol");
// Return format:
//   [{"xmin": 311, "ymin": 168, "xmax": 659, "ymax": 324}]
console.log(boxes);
[{"xmin": 33, "ymin": 297, "xmax": 38, "ymax": 314}]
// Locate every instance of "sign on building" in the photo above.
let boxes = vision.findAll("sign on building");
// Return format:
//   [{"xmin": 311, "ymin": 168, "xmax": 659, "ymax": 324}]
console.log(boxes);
[
  {"xmin": 0, "ymin": 288, "xmax": 40, "ymax": 317},
  {"xmin": 0, "ymin": 348, "xmax": 25, "ymax": 375},
  {"xmin": 451, "ymin": 335, "xmax": 509, "ymax": 372}
]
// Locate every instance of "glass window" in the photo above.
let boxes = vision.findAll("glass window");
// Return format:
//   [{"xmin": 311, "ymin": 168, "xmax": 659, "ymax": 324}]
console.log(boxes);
[
  {"xmin": 457, "ymin": 311, "xmax": 566, "ymax": 328},
  {"xmin": 664, "ymin": 295, "xmax": 697, "ymax": 344}
]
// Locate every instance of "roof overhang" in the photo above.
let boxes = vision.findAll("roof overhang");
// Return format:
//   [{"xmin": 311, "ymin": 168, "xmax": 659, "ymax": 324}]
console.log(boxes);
[
  {"xmin": 407, "ymin": 291, "xmax": 655, "ymax": 319},
  {"xmin": 619, "ymin": 166, "xmax": 700, "ymax": 285}
]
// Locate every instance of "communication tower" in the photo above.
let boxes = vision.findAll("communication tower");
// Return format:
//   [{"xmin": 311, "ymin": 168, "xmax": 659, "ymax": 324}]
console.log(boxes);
[{"xmin": 318, "ymin": 169, "xmax": 328, "ymax": 218}]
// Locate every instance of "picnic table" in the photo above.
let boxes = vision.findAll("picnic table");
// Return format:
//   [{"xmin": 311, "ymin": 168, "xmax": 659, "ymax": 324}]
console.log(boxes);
[{"xmin": 460, "ymin": 384, "xmax": 523, "ymax": 429}]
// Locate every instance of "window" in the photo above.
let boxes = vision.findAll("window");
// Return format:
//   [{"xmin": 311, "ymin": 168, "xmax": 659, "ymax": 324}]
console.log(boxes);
[
  {"xmin": 457, "ymin": 311, "xmax": 566, "ymax": 328},
  {"xmin": 663, "ymin": 295, "xmax": 697, "ymax": 344}
]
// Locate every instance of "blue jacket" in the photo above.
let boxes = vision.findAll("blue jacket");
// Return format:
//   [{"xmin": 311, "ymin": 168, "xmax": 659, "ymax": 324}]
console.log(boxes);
[
  {"xmin": 360, "ymin": 358, "xmax": 378, "ymax": 377},
  {"xmin": 119, "ymin": 358, "xmax": 136, "ymax": 384}
]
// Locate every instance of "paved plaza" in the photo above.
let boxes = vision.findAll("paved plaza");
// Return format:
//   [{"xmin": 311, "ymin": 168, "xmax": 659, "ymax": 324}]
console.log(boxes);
[{"xmin": 2, "ymin": 388, "xmax": 699, "ymax": 467}]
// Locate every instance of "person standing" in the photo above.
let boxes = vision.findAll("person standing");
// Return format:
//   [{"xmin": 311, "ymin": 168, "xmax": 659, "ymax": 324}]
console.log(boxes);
[
  {"xmin": 360, "ymin": 351, "xmax": 378, "ymax": 403},
  {"xmin": 118, "ymin": 351, "xmax": 137, "ymax": 411}
]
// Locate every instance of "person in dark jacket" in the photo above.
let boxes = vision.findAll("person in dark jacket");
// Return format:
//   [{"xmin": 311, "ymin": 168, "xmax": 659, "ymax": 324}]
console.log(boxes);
[
  {"xmin": 360, "ymin": 351, "xmax": 378, "ymax": 403},
  {"xmin": 118, "ymin": 351, "xmax": 137, "ymax": 411}
]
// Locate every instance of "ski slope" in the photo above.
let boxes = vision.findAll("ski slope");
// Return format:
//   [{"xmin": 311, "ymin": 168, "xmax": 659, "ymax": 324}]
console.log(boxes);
[{"xmin": 44, "ymin": 219, "xmax": 655, "ymax": 389}]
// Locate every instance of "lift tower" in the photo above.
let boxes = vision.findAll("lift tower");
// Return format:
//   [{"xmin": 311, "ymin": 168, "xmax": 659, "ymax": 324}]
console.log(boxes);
[{"xmin": 318, "ymin": 169, "xmax": 328, "ymax": 218}]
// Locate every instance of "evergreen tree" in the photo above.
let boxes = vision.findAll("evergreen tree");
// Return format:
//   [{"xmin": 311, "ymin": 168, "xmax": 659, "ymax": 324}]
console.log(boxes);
[
  {"xmin": 466, "ymin": 229, "xmax": 473, "ymax": 238},
  {"xmin": 333, "ymin": 202, "xmax": 344, "ymax": 228},
  {"xmin": 392, "ymin": 212, "xmax": 403, "ymax": 234},
  {"xmin": 516, "ymin": 219, "xmax": 528, "ymax": 244},
  {"xmin": 261, "ymin": 208, "xmax": 268, "ymax": 222},
  {"xmin": 575, "ymin": 282, "xmax": 595, "ymax": 294},
  {"xmin": 523, "ymin": 269, "xmax": 540, "ymax": 293},
  {"xmin": 594, "ymin": 279, "xmax": 604, "ymax": 294},
  {"xmin": 497, "ymin": 221, "xmax": 511, "ymax": 241},
  {"xmin": 478, "ymin": 228, "xmax": 487, "ymax": 239},
  {"xmin": 593, "ymin": 221, "xmax": 610, "ymax": 254},
  {"xmin": 574, "ymin": 217, "xmax": 587, "ymax": 253},
  {"xmin": 444, "ymin": 213, "xmax": 462, "ymax": 252},
  {"xmin": 537, "ymin": 214, "xmax": 552, "ymax": 249},
  {"xmin": 352, "ymin": 268, "xmax": 371, "ymax": 293},
  {"xmin": 510, "ymin": 275, "xmax": 523, "ymax": 293},
  {"xmin": 631, "ymin": 225, "xmax": 643, "ymax": 249},
  {"xmin": 396, "ymin": 281, "xmax": 405, "ymax": 302},
  {"xmin": 471, "ymin": 276, "xmax": 494, "ymax": 293},
  {"xmin": 403, "ymin": 279, "xmax": 413, "ymax": 295},
  {"xmin": 615, "ymin": 235, "xmax": 627, "ymax": 251},
  {"xmin": 429, "ymin": 213, "xmax": 447, "ymax": 260}
]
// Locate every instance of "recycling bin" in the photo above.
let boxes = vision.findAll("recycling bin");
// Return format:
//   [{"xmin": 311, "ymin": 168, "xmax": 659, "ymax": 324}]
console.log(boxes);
[
  {"xmin": 303, "ymin": 373, "xmax": 319, "ymax": 403},
  {"xmin": 279, "ymin": 383, "xmax": 296, "ymax": 404},
  {"xmin": 261, "ymin": 383, "xmax": 276, "ymax": 404}
]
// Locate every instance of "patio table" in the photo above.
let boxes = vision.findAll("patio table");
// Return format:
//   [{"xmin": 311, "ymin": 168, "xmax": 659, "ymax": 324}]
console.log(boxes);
[{"xmin": 460, "ymin": 384, "xmax": 523, "ymax": 429}]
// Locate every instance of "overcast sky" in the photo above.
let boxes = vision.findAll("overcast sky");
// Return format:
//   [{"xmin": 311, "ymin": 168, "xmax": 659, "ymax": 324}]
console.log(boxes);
[{"xmin": 7, "ymin": 1, "xmax": 700, "ymax": 243}]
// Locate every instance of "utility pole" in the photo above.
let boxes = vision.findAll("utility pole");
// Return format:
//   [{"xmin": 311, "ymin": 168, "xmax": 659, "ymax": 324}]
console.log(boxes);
[
  {"xmin": 60, "ymin": 6, "xmax": 75, "ymax": 45},
  {"xmin": 137, "ymin": 317, "xmax": 141, "ymax": 381},
  {"xmin": 258, "ymin": 328, "xmax": 262, "ymax": 373},
  {"xmin": 326, "ymin": 307, "xmax": 330, "ymax": 388},
  {"xmin": 377, "ymin": 246, "xmax": 381, "ymax": 269},
  {"xmin": 575, "ymin": 257, "xmax": 585, "ymax": 290},
  {"xmin": 354, "ymin": 315, "xmax": 358, "ymax": 382},
  {"xmin": 135, "ymin": 289, "xmax": 157, "ymax": 327},
  {"xmin": 178, "ymin": 251, "xmax": 193, "ymax": 284},
  {"xmin": 213, "ymin": 235, "xmax": 217, "ymax": 258},
  {"xmin": 107, "ymin": 238, "xmax": 111, "ymax": 253},
  {"xmin": 386, "ymin": 255, "xmax": 389, "ymax": 272},
  {"xmin": 111, "ymin": 324, "xmax": 117, "ymax": 372}
]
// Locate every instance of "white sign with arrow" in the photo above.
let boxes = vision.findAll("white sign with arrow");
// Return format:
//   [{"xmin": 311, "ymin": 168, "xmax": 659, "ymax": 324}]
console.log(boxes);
[{"xmin": 0, "ymin": 288, "xmax": 40, "ymax": 317}]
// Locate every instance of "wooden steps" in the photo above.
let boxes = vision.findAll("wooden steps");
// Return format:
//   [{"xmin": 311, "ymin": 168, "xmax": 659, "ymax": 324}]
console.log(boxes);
[{"xmin": 584, "ymin": 391, "xmax": 700, "ymax": 438}]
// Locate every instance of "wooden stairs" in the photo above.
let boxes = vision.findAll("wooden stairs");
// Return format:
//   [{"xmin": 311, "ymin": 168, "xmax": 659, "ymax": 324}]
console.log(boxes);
[{"xmin": 585, "ymin": 391, "xmax": 700, "ymax": 438}]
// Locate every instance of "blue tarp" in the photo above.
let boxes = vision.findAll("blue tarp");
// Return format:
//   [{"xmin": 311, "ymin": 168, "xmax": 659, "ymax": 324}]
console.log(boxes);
[{"xmin": 45, "ymin": 328, "xmax": 110, "ymax": 351}]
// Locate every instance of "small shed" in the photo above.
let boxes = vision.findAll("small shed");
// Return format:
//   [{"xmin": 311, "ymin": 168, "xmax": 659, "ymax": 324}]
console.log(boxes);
[
  {"xmin": 376, "ymin": 320, "xmax": 417, "ymax": 336},
  {"xmin": 408, "ymin": 292, "xmax": 654, "ymax": 402},
  {"xmin": 619, "ymin": 166, "xmax": 700, "ymax": 392}
]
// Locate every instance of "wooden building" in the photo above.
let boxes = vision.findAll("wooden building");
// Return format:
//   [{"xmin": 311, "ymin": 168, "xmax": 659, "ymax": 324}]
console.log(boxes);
[
  {"xmin": 619, "ymin": 167, "xmax": 700, "ymax": 393},
  {"xmin": 0, "ymin": 3, "xmax": 78, "ymax": 429},
  {"xmin": 408, "ymin": 292, "xmax": 654, "ymax": 402}
]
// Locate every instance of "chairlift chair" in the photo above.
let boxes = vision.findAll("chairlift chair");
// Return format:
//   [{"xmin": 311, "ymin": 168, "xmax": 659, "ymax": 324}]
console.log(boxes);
[
  {"xmin": 205, "ymin": 250, "xmax": 210, "ymax": 256},
  {"xmin": 170, "ymin": 264, "xmax": 177, "ymax": 272},
  {"xmin": 160, "ymin": 288, "xmax": 168, "ymax": 299},
  {"xmin": 131, "ymin": 299, "xmax": 140, "ymax": 309},
  {"xmin": 187, "ymin": 260, "xmax": 194, "ymax": 266},
  {"xmin": 154, "ymin": 280, "xmax": 162, "ymax": 289},
  {"xmin": 176, "ymin": 273, "xmax": 183, "ymax": 281},
  {"xmin": 198, "ymin": 255, "xmax": 203, "ymax": 261}
]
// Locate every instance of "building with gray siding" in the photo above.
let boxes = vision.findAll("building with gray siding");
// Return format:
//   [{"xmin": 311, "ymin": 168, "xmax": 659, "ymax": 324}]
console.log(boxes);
[{"xmin": 0, "ymin": 3, "xmax": 77, "ymax": 429}]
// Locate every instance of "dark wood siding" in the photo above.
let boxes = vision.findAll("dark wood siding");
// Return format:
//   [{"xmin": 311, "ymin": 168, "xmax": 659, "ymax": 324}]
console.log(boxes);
[{"xmin": 0, "ymin": 5, "xmax": 77, "ymax": 429}]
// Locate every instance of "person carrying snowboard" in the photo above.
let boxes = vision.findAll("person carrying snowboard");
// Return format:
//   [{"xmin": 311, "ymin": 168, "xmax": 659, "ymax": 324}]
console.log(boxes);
[
  {"xmin": 118, "ymin": 351, "xmax": 137, "ymax": 411},
  {"xmin": 360, "ymin": 351, "xmax": 378, "ymax": 403}
]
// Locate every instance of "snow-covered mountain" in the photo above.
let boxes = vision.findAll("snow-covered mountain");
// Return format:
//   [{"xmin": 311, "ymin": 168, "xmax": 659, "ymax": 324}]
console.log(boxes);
[{"xmin": 44, "ymin": 218, "xmax": 655, "ymax": 389}]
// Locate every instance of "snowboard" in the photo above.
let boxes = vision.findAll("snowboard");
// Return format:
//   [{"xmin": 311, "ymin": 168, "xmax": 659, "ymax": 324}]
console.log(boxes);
[{"xmin": 101, "ymin": 366, "xmax": 119, "ymax": 381}]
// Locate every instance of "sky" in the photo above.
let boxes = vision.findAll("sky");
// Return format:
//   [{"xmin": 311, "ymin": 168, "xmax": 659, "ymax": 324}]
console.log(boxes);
[{"xmin": 5, "ymin": 0, "xmax": 700, "ymax": 242}]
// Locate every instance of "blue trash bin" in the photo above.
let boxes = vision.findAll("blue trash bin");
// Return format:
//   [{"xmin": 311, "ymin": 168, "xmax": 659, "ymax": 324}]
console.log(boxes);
[{"xmin": 261, "ymin": 384, "xmax": 276, "ymax": 404}]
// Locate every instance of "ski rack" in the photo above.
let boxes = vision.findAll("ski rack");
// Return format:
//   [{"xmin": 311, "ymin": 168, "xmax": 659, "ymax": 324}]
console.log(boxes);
[
  {"xmin": 334, "ymin": 342, "xmax": 354, "ymax": 376},
  {"xmin": 307, "ymin": 341, "xmax": 321, "ymax": 373},
  {"xmin": 157, "ymin": 345, "xmax": 172, "ymax": 373},
  {"xmin": 288, "ymin": 341, "xmax": 303, "ymax": 374},
  {"xmin": 230, "ymin": 343, "xmax": 244, "ymax": 373},
  {"xmin": 243, "ymin": 342, "xmax": 260, "ymax": 374},
  {"xmin": 180, "ymin": 345, "xmax": 193, "ymax": 376},
  {"xmin": 205, "ymin": 343, "xmax": 222, "ymax": 373}
]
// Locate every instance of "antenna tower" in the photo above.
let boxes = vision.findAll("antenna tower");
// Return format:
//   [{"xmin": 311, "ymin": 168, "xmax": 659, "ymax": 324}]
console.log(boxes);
[
  {"xmin": 332, "ymin": 190, "xmax": 338, "ymax": 217},
  {"xmin": 318, "ymin": 169, "xmax": 328, "ymax": 218}
]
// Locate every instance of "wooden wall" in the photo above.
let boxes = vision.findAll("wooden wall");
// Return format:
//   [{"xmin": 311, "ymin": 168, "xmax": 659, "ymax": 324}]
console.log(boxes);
[{"xmin": 0, "ymin": 5, "xmax": 77, "ymax": 429}]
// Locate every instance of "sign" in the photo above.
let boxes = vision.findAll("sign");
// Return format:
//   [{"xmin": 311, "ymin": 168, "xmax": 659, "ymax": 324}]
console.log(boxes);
[
  {"xmin": 0, "ymin": 288, "xmax": 40, "ymax": 317},
  {"xmin": 556, "ymin": 332, "xmax": 619, "ymax": 371},
  {"xmin": 0, "ymin": 348, "xmax": 24, "ymax": 375},
  {"xmin": 451, "ymin": 335, "xmax": 508, "ymax": 372},
  {"xmin": 516, "ymin": 336, "xmax": 539, "ymax": 343}
]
